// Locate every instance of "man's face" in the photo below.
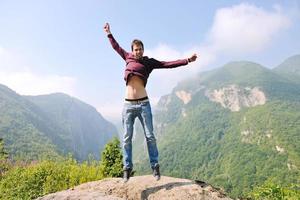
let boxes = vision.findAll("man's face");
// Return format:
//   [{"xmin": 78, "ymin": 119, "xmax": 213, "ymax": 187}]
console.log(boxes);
[{"xmin": 132, "ymin": 44, "xmax": 144, "ymax": 60}]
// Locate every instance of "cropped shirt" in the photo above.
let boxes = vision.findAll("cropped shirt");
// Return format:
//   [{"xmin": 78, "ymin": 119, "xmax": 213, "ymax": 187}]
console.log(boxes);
[{"xmin": 107, "ymin": 34, "xmax": 189, "ymax": 86}]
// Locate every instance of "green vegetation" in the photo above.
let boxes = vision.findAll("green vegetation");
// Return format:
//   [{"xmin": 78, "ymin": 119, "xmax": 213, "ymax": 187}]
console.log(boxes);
[
  {"xmin": 0, "ymin": 157, "xmax": 103, "ymax": 200},
  {"xmin": 25, "ymin": 93, "xmax": 118, "ymax": 161},
  {"xmin": 0, "ymin": 137, "xmax": 123, "ymax": 200},
  {"xmin": 0, "ymin": 138, "xmax": 9, "ymax": 177},
  {"xmin": 248, "ymin": 182, "xmax": 300, "ymax": 200},
  {"xmin": 146, "ymin": 101, "xmax": 299, "ymax": 198},
  {"xmin": 0, "ymin": 85, "xmax": 64, "ymax": 161},
  {"xmin": 0, "ymin": 138, "xmax": 8, "ymax": 161},
  {"xmin": 274, "ymin": 54, "xmax": 300, "ymax": 83},
  {"xmin": 100, "ymin": 137, "xmax": 123, "ymax": 177}
]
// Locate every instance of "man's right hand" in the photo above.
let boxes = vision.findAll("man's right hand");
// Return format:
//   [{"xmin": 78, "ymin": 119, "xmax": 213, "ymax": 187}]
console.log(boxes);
[{"xmin": 104, "ymin": 23, "xmax": 111, "ymax": 35}]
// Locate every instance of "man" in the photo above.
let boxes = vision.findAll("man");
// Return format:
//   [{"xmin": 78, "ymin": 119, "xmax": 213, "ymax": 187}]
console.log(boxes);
[{"xmin": 104, "ymin": 23, "xmax": 197, "ymax": 182}]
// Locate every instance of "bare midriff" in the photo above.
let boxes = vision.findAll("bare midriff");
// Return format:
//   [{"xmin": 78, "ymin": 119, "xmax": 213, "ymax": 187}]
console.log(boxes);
[{"xmin": 125, "ymin": 75, "xmax": 148, "ymax": 99}]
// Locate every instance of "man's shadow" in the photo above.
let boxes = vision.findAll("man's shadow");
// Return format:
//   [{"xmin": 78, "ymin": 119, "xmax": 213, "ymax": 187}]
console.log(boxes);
[{"xmin": 140, "ymin": 180, "xmax": 208, "ymax": 200}]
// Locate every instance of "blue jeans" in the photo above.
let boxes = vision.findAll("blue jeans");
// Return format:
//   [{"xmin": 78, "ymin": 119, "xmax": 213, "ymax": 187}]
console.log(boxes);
[{"xmin": 122, "ymin": 100, "xmax": 159, "ymax": 170}]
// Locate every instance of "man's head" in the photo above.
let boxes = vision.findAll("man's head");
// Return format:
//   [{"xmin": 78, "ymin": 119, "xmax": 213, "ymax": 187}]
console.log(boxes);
[{"xmin": 131, "ymin": 39, "xmax": 144, "ymax": 60}]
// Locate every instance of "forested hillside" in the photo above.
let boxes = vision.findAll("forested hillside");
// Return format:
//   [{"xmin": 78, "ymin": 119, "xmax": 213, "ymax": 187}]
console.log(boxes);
[
  {"xmin": 132, "ymin": 55, "xmax": 300, "ymax": 197},
  {"xmin": 0, "ymin": 86, "xmax": 117, "ymax": 161}
]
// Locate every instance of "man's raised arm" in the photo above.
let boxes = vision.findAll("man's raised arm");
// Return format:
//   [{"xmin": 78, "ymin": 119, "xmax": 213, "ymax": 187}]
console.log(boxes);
[
  {"xmin": 154, "ymin": 53, "xmax": 198, "ymax": 69},
  {"xmin": 103, "ymin": 23, "xmax": 128, "ymax": 60}
]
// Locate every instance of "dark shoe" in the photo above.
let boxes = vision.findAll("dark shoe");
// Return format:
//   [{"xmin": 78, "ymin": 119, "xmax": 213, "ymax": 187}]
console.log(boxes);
[
  {"xmin": 152, "ymin": 164, "xmax": 161, "ymax": 181},
  {"xmin": 123, "ymin": 168, "xmax": 132, "ymax": 183}
]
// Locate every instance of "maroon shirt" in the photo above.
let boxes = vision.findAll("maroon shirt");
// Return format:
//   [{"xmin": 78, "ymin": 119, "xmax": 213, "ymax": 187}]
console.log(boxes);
[{"xmin": 107, "ymin": 34, "xmax": 188, "ymax": 86}]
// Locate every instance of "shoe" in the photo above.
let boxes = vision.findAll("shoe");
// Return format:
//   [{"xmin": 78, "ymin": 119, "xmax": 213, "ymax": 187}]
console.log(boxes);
[
  {"xmin": 123, "ymin": 168, "xmax": 132, "ymax": 183},
  {"xmin": 152, "ymin": 164, "xmax": 161, "ymax": 181}
]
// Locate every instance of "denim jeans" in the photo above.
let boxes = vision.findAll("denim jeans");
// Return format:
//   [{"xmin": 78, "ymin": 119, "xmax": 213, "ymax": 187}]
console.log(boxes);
[{"xmin": 122, "ymin": 100, "xmax": 159, "ymax": 170}]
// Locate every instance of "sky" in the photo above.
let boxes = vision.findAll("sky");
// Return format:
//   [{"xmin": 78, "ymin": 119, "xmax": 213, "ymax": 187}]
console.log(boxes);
[{"xmin": 0, "ymin": 0, "xmax": 299, "ymax": 123}]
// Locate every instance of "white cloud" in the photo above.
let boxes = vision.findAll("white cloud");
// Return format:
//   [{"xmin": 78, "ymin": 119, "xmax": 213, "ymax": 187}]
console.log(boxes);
[
  {"xmin": 207, "ymin": 3, "xmax": 291, "ymax": 54},
  {"xmin": 0, "ymin": 71, "xmax": 76, "ymax": 96},
  {"xmin": 0, "ymin": 47, "xmax": 77, "ymax": 96},
  {"xmin": 0, "ymin": 47, "xmax": 4, "ymax": 55}
]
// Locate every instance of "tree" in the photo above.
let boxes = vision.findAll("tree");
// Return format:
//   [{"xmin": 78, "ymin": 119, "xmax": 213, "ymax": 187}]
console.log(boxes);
[
  {"xmin": 0, "ymin": 138, "xmax": 7, "ymax": 159},
  {"xmin": 248, "ymin": 181, "xmax": 300, "ymax": 200},
  {"xmin": 100, "ymin": 137, "xmax": 123, "ymax": 177},
  {"xmin": 0, "ymin": 138, "xmax": 9, "ymax": 177}
]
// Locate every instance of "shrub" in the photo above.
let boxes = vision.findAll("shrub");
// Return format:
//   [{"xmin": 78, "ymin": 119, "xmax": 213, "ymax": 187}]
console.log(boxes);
[{"xmin": 100, "ymin": 137, "xmax": 123, "ymax": 177}]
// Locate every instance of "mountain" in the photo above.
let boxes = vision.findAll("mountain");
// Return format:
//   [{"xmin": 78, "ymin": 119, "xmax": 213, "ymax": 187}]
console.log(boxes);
[
  {"xmin": 25, "ymin": 93, "xmax": 118, "ymax": 160},
  {"xmin": 0, "ymin": 84, "xmax": 118, "ymax": 161},
  {"xmin": 273, "ymin": 54, "xmax": 300, "ymax": 83},
  {"xmin": 0, "ymin": 84, "xmax": 64, "ymax": 160},
  {"xmin": 132, "ymin": 56, "xmax": 300, "ymax": 198}
]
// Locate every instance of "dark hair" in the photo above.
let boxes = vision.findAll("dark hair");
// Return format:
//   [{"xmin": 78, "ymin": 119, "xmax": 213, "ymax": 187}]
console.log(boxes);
[{"xmin": 131, "ymin": 39, "xmax": 144, "ymax": 51}]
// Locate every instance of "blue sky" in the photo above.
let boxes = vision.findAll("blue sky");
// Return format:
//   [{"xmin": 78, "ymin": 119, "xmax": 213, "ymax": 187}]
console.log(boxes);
[{"xmin": 0, "ymin": 0, "xmax": 299, "ymax": 123}]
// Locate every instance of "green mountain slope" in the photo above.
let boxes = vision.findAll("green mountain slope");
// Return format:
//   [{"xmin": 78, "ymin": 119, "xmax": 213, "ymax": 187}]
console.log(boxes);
[
  {"xmin": 0, "ymin": 85, "xmax": 118, "ymax": 161},
  {"xmin": 132, "ymin": 57, "xmax": 300, "ymax": 198},
  {"xmin": 273, "ymin": 54, "xmax": 300, "ymax": 82},
  {"xmin": 25, "ymin": 93, "xmax": 118, "ymax": 160},
  {"xmin": 0, "ymin": 84, "xmax": 63, "ymax": 160}
]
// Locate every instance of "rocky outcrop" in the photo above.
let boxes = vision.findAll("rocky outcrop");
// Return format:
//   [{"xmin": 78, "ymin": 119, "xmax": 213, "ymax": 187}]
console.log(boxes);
[
  {"xmin": 175, "ymin": 90, "xmax": 192, "ymax": 104},
  {"xmin": 37, "ymin": 175, "xmax": 232, "ymax": 200},
  {"xmin": 205, "ymin": 85, "xmax": 266, "ymax": 111}
]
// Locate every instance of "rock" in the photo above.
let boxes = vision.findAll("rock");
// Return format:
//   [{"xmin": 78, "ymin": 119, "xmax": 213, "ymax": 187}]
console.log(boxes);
[
  {"xmin": 205, "ymin": 84, "xmax": 266, "ymax": 112},
  {"xmin": 37, "ymin": 175, "xmax": 232, "ymax": 200}
]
